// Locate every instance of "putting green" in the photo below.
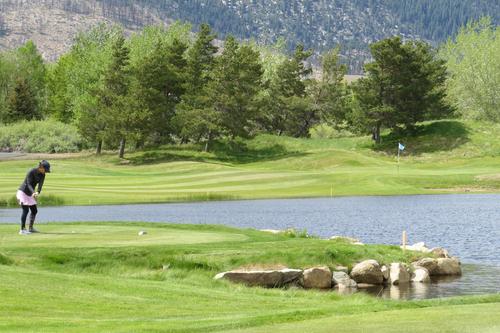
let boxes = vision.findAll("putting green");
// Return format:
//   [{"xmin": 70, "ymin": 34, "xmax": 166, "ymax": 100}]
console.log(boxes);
[{"xmin": 0, "ymin": 224, "xmax": 248, "ymax": 248}]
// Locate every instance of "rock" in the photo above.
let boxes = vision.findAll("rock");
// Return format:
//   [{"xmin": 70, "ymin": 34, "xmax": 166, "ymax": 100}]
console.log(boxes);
[
  {"xmin": 302, "ymin": 266, "xmax": 332, "ymax": 289},
  {"xmin": 381, "ymin": 265, "xmax": 390, "ymax": 281},
  {"xmin": 330, "ymin": 236, "xmax": 362, "ymax": 244},
  {"xmin": 434, "ymin": 258, "xmax": 462, "ymax": 276},
  {"xmin": 412, "ymin": 258, "xmax": 438, "ymax": 275},
  {"xmin": 389, "ymin": 263, "xmax": 410, "ymax": 285},
  {"xmin": 402, "ymin": 242, "xmax": 431, "ymax": 253},
  {"xmin": 430, "ymin": 247, "xmax": 450, "ymax": 258},
  {"xmin": 332, "ymin": 271, "xmax": 357, "ymax": 288},
  {"xmin": 335, "ymin": 266, "xmax": 349, "ymax": 273},
  {"xmin": 411, "ymin": 267, "xmax": 430, "ymax": 283},
  {"xmin": 138, "ymin": 230, "xmax": 147, "ymax": 236},
  {"xmin": 350, "ymin": 260, "xmax": 384, "ymax": 285},
  {"xmin": 214, "ymin": 269, "xmax": 303, "ymax": 288}
]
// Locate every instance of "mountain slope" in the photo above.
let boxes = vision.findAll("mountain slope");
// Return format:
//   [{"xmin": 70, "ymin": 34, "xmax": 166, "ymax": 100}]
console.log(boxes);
[{"xmin": 0, "ymin": 0, "xmax": 498, "ymax": 72}]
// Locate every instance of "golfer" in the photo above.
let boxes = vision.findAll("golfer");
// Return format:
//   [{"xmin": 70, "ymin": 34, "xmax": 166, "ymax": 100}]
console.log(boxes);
[{"xmin": 17, "ymin": 160, "xmax": 50, "ymax": 234}]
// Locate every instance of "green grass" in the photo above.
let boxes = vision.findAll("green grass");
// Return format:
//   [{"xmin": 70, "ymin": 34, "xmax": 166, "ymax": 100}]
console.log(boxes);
[
  {"xmin": 2, "ymin": 119, "xmax": 500, "ymax": 206},
  {"xmin": 0, "ymin": 222, "xmax": 498, "ymax": 333}
]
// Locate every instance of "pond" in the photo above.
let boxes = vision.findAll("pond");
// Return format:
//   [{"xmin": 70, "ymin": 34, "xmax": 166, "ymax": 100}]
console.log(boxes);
[{"xmin": 1, "ymin": 194, "xmax": 499, "ymax": 299}]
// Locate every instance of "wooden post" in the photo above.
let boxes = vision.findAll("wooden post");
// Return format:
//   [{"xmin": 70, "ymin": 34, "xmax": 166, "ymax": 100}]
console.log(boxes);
[{"xmin": 402, "ymin": 230, "xmax": 407, "ymax": 252}]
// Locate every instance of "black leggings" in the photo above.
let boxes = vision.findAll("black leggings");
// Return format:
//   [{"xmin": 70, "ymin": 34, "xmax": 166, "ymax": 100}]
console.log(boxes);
[{"xmin": 21, "ymin": 205, "xmax": 38, "ymax": 230}]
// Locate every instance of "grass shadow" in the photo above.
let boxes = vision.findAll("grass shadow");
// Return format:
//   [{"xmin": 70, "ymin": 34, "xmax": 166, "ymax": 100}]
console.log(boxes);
[
  {"xmin": 128, "ymin": 139, "xmax": 308, "ymax": 165},
  {"xmin": 373, "ymin": 120, "xmax": 470, "ymax": 155}
]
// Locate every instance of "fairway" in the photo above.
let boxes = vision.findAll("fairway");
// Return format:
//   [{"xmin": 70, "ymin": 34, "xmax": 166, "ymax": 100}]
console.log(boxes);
[
  {"xmin": 2, "ymin": 120, "xmax": 500, "ymax": 206},
  {"xmin": 0, "ymin": 222, "xmax": 499, "ymax": 332}
]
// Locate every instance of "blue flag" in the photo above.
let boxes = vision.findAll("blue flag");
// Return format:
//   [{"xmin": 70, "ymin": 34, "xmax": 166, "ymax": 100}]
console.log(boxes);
[{"xmin": 398, "ymin": 143, "xmax": 405, "ymax": 151}]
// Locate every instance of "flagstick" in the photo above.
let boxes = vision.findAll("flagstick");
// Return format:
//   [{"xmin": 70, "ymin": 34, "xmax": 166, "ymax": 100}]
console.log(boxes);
[{"xmin": 397, "ymin": 145, "xmax": 400, "ymax": 176}]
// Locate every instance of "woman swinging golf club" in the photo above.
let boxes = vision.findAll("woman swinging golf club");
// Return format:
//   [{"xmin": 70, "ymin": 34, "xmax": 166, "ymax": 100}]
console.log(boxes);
[{"xmin": 16, "ymin": 160, "xmax": 50, "ymax": 234}]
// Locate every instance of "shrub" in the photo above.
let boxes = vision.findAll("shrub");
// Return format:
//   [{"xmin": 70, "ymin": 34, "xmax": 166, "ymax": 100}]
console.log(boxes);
[{"xmin": 0, "ymin": 120, "xmax": 82, "ymax": 153}]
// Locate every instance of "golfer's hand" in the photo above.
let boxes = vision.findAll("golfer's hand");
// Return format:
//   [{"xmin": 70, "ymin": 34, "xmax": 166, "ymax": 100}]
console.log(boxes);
[{"xmin": 33, "ymin": 192, "xmax": 39, "ymax": 198}]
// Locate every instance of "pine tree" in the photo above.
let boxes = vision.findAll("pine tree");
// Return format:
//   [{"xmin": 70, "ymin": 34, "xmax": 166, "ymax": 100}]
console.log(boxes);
[
  {"xmin": 353, "ymin": 36, "xmax": 452, "ymax": 142},
  {"xmin": 7, "ymin": 77, "xmax": 38, "ymax": 122},
  {"xmin": 208, "ymin": 35, "xmax": 263, "ymax": 139},
  {"xmin": 173, "ymin": 24, "xmax": 219, "ymax": 148},
  {"xmin": 97, "ymin": 35, "xmax": 136, "ymax": 158}
]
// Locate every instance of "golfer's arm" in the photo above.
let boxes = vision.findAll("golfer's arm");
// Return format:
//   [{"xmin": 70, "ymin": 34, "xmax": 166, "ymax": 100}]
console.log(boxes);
[
  {"xmin": 37, "ymin": 176, "xmax": 45, "ymax": 194},
  {"xmin": 26, "ymin": 171, "xmax": 35, "ymax": 194}
]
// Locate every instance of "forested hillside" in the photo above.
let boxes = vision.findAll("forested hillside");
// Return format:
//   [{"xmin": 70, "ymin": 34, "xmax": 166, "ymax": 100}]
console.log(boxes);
[{"xmin": 0, "ymin": 0, "xmax": 498, "ymax": 72}]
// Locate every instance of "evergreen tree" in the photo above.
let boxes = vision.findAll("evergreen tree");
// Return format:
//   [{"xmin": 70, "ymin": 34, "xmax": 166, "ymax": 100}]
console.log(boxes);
[
  {"xmin": 208, "ymin": 36, "xmax": 263, "ymax": 140},
  {"xmin": 6, "ymin": 77, "xmax": 38, "ymax": 122},
  {"xmin": 97, "ymin": 35, "xmax": 138, "ymax": 158},
  {"xmin": 133, "ymin": 38, "xmax": 188, "ymax": 144},
  {"xmin": 353, "ymin": 36, "xmax": 451, "ymax": 142},
  {"xmin": 173, "ymin": 24, "xmax": 218, "ymax": 148},
  {"xmin": 310, "ymin": 46, "xmax": 349, "ymax": 127},
  {"xmin": 261, "ymin": 44, "xmax": 313, "ymax": 136}
]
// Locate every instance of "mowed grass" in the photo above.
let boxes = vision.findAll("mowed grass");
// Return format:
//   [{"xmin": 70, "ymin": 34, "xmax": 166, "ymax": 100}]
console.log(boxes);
[
  {"xmin": 0, "ymin": 222, "xmax": 499, "ymax": 333},
  {"xmin": 2, "ymin": 120, "xmax": 500, "ymax": 206}
]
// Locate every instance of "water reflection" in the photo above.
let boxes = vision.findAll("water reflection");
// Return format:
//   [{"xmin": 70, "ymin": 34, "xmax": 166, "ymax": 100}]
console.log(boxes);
[{"xmin": 355, "ymin": 264, "xmax": 497, "ymax": 300}]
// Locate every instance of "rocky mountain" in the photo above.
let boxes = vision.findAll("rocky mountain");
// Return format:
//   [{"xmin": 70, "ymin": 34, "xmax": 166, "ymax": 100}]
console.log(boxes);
[{"xmin": 0, "ymin": 0, "xmax": 498, "ymax": 73}]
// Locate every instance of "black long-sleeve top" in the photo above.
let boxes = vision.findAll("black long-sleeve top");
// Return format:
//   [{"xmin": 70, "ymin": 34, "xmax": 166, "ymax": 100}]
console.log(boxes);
[{"xmin": 18, "ymin": 168, "xmax": 45, "ymax": 196}]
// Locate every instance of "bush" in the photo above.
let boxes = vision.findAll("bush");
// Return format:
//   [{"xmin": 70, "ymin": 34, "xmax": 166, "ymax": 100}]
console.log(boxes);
[{"xmin": 0, "ymin": 120, "xmax": 82, "ymax": 153}]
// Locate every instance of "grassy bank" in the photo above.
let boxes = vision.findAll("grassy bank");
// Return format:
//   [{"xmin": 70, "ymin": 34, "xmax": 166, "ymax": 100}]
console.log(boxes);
[
  {"xmin": 2, "ymin": 119, "xmax": 500, "ymax": 206},
  {"xmin": 0, "ymin": 222, "xmax": 498, "ymax": 332}
]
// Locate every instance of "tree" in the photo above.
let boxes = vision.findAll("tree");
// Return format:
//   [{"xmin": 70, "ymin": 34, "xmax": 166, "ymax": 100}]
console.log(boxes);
[
  {"xmin": 260, "ymin": 44, "xmax": 313, "ymax": 136},
  {"xmin": 173, "ymin": 24, "xmax": 219, "ymax": 148},
  {"xmin": 353, "ymin": 36, "xmax": 452, "ymax": 143},
  {"xmin": 312, "ymin": 46, "xmax": 349, "ymax": 126},
  {"xmin": 132, "ymin": 38, "xmax": 187, "ymax": 144},
  {"xmin": 14, "ymin": 41, "xmax": 47, "ymax": 117},
  {"xmin": 97, "ymin": 35, "xmax": 138, "ymax": 158},
  {"xmin": 440, "ymin": 18, "xmax": 500, "ymax": 122},
  {"xmin": 6, "ymin": 77, "xmax": 38, "ymax": 122},
  {"xmin": 54, "ymin": 24, "xmax": 123, "ymax": 153},
  {"xmin": 208, "ymin": 36, "xmax": 263, "ymax": 140}
]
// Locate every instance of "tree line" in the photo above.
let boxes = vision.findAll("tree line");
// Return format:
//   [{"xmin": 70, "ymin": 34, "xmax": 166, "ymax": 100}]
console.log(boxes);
[{"xmin": 1, "ymin": 20, "xmax": 496, "ymax": 157}]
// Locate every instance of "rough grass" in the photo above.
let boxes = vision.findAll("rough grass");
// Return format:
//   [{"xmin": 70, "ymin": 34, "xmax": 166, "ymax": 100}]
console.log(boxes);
[
  {"xmin": 0, "ymin": 222, "xmax": 498, "ymax": 333},
  {"xmin": 2, "ymin": 119, "xmax": 500, "ymax": 206}
]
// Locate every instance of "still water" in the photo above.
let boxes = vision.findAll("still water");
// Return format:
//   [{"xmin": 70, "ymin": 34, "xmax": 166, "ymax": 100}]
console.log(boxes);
[{"xmin": 1, "ymin": 194, "xmax": 499, "ymax": 299}]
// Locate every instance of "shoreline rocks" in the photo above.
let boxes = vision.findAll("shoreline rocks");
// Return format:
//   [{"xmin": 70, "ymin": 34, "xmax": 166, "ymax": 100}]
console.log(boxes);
[
  {"xmin": 214, "ymin": 269, "xmax": 303, "ymax": 288},
  {"xmin": 350, "ymin": 260, "xmax": 384, "ymax": 285},
  {"xmin": 214, "ymin": 243, "xmax": 462, "ymax": 291},
  {"xmin": 412, "ymin": 257, "xmax": 462, "ymax": 277},
  {"xmin": 302, "ymin": 266, "xmax": 332, "ymax": 289},
  {"xmin": 389, "ymin": 263, "xmax": 410, "ymax": 285}
]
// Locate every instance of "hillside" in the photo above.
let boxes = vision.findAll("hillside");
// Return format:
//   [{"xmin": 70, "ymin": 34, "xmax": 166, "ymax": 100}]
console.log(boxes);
[{"xmin": 0, "ymin": 0, "xmax": 498, "ymax": 72}]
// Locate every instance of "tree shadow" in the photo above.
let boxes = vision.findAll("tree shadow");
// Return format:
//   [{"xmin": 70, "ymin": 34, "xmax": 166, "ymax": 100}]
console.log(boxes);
[
  {"xmin": 373, "ymin": 120, "xmax": 470, "ymax": 155},
  {"xmin": 128, "ymin": 140, "xmax": 307, "ymax": 165}
]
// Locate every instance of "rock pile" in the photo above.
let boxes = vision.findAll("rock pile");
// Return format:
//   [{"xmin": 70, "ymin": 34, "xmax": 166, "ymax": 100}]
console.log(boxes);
[{"xmin": 214, "ymin": 246, "xmax": 461, "ymax": 290}]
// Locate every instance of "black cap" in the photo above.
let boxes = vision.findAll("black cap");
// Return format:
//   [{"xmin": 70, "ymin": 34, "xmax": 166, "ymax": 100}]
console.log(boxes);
[{"xmin": 40, "ymin": 160, "xmax": 51, "ymax": 173}]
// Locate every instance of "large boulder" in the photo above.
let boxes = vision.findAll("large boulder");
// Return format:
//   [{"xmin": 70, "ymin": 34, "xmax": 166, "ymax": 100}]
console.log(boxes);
[
  {"xmin": 430, "ymin": 247, "xmax": 450, "ymax": 258},
  {"xmin": 389, "ymin": 263, "xmax": 410, "ymax": 285},
  {"xmin": 302, "ymin": 266, "xmax": 332, "ymax": 289},
  {"xmin": 350, "ymin": 260, "xmax": 384, "ymax": 285},
  {"xmin": 214, "ymin": 269, "xmax": 303, "ymax": 287},
  {"xmin": 411, "ymin": 267, "xmax": 431, "ymax": 283},
  {"xmin": 332, "ymin": 271, "xmax": 357, "ymax": 288},
  {"xmin": 434, "ymin": 258, "xmax": 462, "ymax": 276},
  {"xmin": 412, "ymin": 258, "xmax": 438, "ymax": 275}
]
